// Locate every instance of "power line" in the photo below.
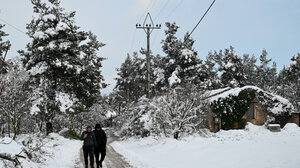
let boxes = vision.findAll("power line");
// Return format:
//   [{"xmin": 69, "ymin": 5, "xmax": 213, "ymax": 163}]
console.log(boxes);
[
  {"xmin": 0, "ymin": 18, "xmax": 27, "ymax": 35},
  {"xmin": 138, "ymin": 0, "xmax": 155, "ymax": 23},
  {"xmin": 134, "ymin": 0, "xmax": 157, "ymax": 53},
  {"xmin": 184, "ymin": 0, "xmax": 216, "ymax": 42},
  {"xmin": 165, "ymin": 0, "xmax": 184, "ymax": 19},
  {"xmin": 154, "ymin": 0, "xmax": 171, "ymax": 21},
  {"xmin": 130, "ymin": 29, "xmax": 137, "ymax": 53}
]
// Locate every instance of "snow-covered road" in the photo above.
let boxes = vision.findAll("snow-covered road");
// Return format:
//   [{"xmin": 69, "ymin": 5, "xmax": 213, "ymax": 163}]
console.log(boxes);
[{"xmin": 80, "ymin": 128, "xmax": 131, "ymax": 168}]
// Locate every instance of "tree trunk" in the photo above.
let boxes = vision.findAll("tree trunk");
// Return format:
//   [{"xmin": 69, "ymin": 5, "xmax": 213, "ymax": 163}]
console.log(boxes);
[
  {"xmin": 17, "ymin": 120, "xmax": 20, "ymax": 135},
  {"xmin": 46, "ymin": 122, "xmax": 53, "ymax": 135},
  {"xmin": 12, "ymin": 117, "xmax": 17, "ymax": 140},
  {"xmin": 8, "ymin": 115, "xmax": 10, "ymax": 138},
  {"xmin": 173, "ymin": 131, "xmax": 179, "ymax": 139}
]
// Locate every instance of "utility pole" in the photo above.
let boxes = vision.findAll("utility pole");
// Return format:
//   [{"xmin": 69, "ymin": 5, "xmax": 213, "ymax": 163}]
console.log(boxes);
[{"xmin": 136, "ymin": 12, "xmax": 161, "ymax": 98}]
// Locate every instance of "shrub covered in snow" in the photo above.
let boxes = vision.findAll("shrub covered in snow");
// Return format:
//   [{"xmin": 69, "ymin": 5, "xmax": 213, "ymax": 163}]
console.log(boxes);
[
  {"xmin": 211, "ymin": 89, "xmax": 255, "ymax": 129},
  {"xmin": 118, "ymin": 88, "xmax": 208, "ymax": 139}
]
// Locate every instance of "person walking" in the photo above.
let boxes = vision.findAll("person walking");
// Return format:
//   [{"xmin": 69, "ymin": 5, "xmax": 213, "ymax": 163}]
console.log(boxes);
[
  {"xmin": 93, "ymin": 123, "xmax": 107, "ymax": 168},
  {"xmin": 81, "ymin": 126, "xmax": 97, "ymax": 168}
]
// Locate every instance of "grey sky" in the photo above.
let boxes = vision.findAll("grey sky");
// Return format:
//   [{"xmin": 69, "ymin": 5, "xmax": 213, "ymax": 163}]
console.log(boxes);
[{"xmin": 1, "ymin": 0, "xmax": 299, "ymax": 94}]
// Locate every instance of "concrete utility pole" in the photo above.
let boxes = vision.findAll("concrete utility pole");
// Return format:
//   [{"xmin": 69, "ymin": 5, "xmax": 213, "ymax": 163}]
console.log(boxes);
[{"xmin": 136, "ymin": 12, "xmax": 161, "ymax": 98}]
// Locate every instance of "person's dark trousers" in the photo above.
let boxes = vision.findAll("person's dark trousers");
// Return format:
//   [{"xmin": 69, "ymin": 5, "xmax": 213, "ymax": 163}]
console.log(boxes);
[
  {"xmin": 95, "ymin": 146, "xmax": 106, "ymax": 168},
  {"xmin": 83, "ymin": 145, "xmax": 94, "ymax": 168}
]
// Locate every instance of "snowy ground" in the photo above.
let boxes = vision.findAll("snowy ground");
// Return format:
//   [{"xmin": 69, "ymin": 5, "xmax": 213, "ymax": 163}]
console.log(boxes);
[
  {"xmin": 39, "ymin": 133, "xmax": 82, "ymax": 168},
  {"xmin": 0, "ymin": 133, "xmax": 82, "ymax": 168},
  {"xmin": 112, "ymin": 123, "xmax": 300, "ymax": 168}
]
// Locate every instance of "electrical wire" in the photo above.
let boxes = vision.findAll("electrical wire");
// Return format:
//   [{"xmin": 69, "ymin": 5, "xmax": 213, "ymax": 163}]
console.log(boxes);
[
  {"xmin": 138, "ymin": 0, "xmax": 155, "ymax": 23},
  {"xmin": 130, "ymin": 29, "xmax": 137, "ymax": 53},
  {"xmin": 0, "ymin": 18, "xmax": 27, "ymax": 35},
  {"xmin": 165, "ymin": 0, "xmax": 184, "ymax": 20},
  {"xmin": 184, "ymin": 0, "xmax": 216, "ymax": 43},
  {"xmin": 134, "ymin": 0, "xmax": 157, "ymax": 53},
  {"xmin": 154, "ymin": 0, "xmax": 171, "ymax": 21}
]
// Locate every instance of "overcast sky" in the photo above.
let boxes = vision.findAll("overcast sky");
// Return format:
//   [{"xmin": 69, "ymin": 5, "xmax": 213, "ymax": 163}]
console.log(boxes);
[{"xmin": 1, "ymin": 0, "xmax": 300, "ymax": 94}]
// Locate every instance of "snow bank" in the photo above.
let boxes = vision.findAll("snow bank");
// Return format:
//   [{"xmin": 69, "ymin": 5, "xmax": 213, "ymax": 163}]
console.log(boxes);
[
  {"xmin": 0, "ymin": 133, "xmax": 82, "ymax": 168},
  {"xmin": 41, "ymin": 133, "xmax": 82, "ymax": 168},
  {"xmin": 0, "ymin": 137, "xmax": 38, "ymax": 168},
  {"xmin": 112, "ymin": 123, "xmax": 300, "ymax": 168},
  {"xmin": 0, "ymin": 137, "xmax": 23, "ymax": 155}
]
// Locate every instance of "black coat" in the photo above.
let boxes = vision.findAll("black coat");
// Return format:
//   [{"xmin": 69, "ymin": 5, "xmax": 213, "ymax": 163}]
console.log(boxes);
[
  {"xmin": 93, "ymin": 129, "xmax": 107, "ymax": 148},
  {"xmin": 80, "ymin": 131, "xmax": 97, "ymax": 147}
]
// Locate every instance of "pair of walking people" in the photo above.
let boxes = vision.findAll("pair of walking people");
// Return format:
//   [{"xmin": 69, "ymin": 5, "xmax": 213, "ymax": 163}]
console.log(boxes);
[{"xmin": 80, "ymin": 124, "xmax": 107, "ymax": 168}]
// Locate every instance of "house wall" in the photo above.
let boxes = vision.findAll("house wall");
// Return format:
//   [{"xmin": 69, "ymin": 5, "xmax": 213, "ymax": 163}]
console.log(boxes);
[
  {"xmin": 208, "ymin": 99, "xmax": 299, "ymax": 132},
  {"xmin": 242, "ymin": 100, "xmax": 267, "ymax": 125},
  {"xmin": 288, "ymin": 113, "xmax": 299, "ymax": 126},
  {"xmin": 208, "ymin": 108, "xmax": 221, "ymax": 133}
]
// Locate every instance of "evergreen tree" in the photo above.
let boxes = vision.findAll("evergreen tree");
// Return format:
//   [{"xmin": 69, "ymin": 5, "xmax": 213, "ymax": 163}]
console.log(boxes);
[
  {"xmin": 0, "ymin": 24, "xmax": 11, "ymax": 97},
  {"xmin": 203, "ymin": 51, "xmax": 221, "ymax": 89},
  {"xmin": 19, "ymin": 0, "xmax": 105, "ymax": 133},
  {"xmin": 115, "ymin": 52, "xmax": 146, "ymax": 103},
  {"xmin": 289, "ymin": 53, "xmax": 300, "ymax": 111},
  {"xmin": 162, "ymin": 22, "xmax": 206, "ymax": 88},
  {"xmin": 0, "ymin": 24, "xmax": 10, "ymax": 58},
  {"xmin": 152, "ymin": 54, "xmax": 166, "ymax": 95},
  {"xmin": 0, "ymin": 24, "xmax": 10, "ymax": 74},
  {"xmin": 277, "ymin": 66, "xmax": 291, "ymax": 98},
  {"xmin": 213, "ymin": 46, "xmax": 245, "ymax": 87},
  {"xmin": 242, "ymin": 54, "xmax": 257, "ymax": 85},
  {"xmin": 256, "ymin": 50, "xmax": 277, "ymax": 90}
]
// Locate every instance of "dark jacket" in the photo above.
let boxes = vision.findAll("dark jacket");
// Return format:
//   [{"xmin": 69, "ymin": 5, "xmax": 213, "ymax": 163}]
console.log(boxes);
[
  {"xmin": 80, "ymin": 131, "xmax": 97, "ymax": 146},
  {"xmin": 93, "ymin": 129, "xmax": 107, "ymax": 148}
]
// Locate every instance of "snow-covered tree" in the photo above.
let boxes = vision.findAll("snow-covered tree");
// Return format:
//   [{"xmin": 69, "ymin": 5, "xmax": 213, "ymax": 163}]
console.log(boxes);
[
  {"xmin": 0, "ymin": 61, "xmax": 32, "ymax": 140},
  {"xmin": 242, "ymin": 54, "xmax": 257, "ymax": 85},
  {"xmin": 256, "ymin": 50, "xmax": 277, "ymax": 90},
  {"xmin": 19, "ymin": 0, "xmax": 105, "ymax": 134},
  {"xmin": 153, "ymin": 89, "xmax": 207, "ymax": 139},
  {"xmin": 162, "ymin": 22, "xmax": 206, "ymax": 88},
  {"xmin": 0, "ymin": 24, "xmax": 10, "ymax": 59},
  {"xmin": 276, "ymin": 66, "xmax": 290, "ymax": 98},
  {"xmin": 0, "ymin": 24, "xmax": 11, "ymax": 95},
  {"xmin": 216, "ymin": 46, "xmax": 246, "ymax": 87},
  {"xmin": 152, "ymin": 54, "xmax": 166, "ymax": 95},
  {"xmin": 118, "ymin": 88, "xmax": 207, "ymax": 139},
  {"xmin": 288, "ymin": 54, "xmax": 300, "ymax": 111},
  {"xmin": 203, "ymin": 51, "xmax": 221, "ymax": 89},
  {"xmin": 115, "ymin": 52, "xmax": 146, "ymax": 103}
]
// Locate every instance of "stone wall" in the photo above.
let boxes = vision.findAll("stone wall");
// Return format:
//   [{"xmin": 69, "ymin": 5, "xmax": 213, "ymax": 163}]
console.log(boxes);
[
  {"xmin": 289, "ymin": 113, "xmax": 299, "ymax": 126},
  {"xmin": 242, "ymin": 101, "xmax": 267, "ymax": 125}
]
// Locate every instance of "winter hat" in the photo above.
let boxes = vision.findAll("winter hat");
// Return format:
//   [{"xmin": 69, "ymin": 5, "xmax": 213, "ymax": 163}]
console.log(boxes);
[
  {"xmin": 95, "ymin": 123, "xmax": 101, "ymax": 129},
  {"xmin": 86, "ymin": 126, "xmax": 92, "ymax": 130}
]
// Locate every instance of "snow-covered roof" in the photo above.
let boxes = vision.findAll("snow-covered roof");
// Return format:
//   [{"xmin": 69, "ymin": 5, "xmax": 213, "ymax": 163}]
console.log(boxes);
[{"xmin": 206, "ymin": 86, "xmax": 296, "ymax": 115}]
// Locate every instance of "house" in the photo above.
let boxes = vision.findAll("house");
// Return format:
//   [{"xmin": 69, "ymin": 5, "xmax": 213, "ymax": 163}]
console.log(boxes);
[{"xmin": 205, "ymin": 86, "xmax": 299, "ymax": 132}]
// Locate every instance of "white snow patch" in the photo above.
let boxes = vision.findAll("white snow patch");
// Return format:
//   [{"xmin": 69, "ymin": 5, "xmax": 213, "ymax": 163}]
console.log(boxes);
[
  {"xmin": 0, "ymin": 137, "xmax": 22, "ymax": 155},
  {"xmin": 112, "ymin": 123, "xmax": 300, "ymax": 168},
  {"xmin": 106, "ymin": 110, "xmax": 117, "ymax": 118},
  {"xmin": 168, "ymin": 69, "xmax": 181, "ymax": 86},
  {"xmin": 40, "ymin": 133, "xmax": 82, "ymax": 168},
  {"xmin": 55, "ymin": 92, "xmax": 75, "ymax": 113}
]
